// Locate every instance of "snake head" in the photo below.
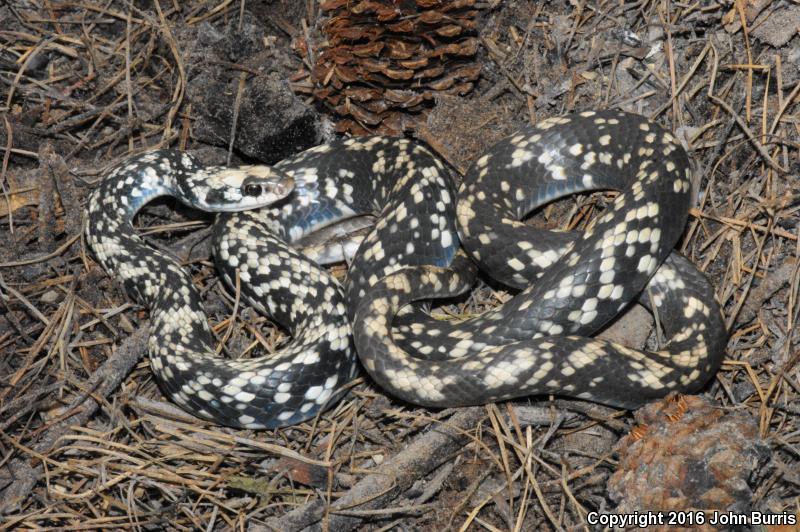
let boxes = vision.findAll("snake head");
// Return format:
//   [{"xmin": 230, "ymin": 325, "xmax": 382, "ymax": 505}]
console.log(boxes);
[{"xmin": 180, "ymin": 165, "xmax": 295, "ymax": 212}]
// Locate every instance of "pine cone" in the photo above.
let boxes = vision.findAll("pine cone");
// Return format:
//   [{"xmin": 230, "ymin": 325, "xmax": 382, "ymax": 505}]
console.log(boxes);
[
  {"xmin": 307, "ymin": 0, "xmax": 482, "ymax": 135},
  {"xmin": 608, "ymin": 394, "xmax": 769, "ymax": 531}
]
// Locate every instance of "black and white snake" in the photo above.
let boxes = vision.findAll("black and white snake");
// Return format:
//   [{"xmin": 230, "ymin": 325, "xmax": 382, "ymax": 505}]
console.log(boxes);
[{"xmin": 86, "ymin": 110, "xmax": 726, "ymax": 428}]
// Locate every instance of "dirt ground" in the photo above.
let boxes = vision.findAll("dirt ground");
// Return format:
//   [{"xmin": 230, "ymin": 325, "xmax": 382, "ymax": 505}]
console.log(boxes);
[{"xmin": 0, "ymin": 0, "xmax": 798, "ymax": 530}]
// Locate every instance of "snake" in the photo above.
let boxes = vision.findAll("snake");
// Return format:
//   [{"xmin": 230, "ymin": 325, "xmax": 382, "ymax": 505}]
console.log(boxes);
[
  {"xmin": 354, "ymin": 110, "xmax": 726, "ymax": 409},
  {"xmin": 87, "ymin": 110, "xmax": 726, "ymax": 428},
  {"xmin": 86, "ymin": 138, "xmax": 456, "ymax": 429}
]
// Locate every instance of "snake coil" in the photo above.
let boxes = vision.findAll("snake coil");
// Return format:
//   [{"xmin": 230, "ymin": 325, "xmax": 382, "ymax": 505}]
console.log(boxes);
[{"xmin": 87, "ymin": 110, "xmax": 726, "ymax": 427}]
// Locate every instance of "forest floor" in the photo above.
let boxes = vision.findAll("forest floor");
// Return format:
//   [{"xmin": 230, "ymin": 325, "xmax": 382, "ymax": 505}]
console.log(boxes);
[{"xmin": 0, "ymin": 0, "xmax": 798, "ymax": 530}]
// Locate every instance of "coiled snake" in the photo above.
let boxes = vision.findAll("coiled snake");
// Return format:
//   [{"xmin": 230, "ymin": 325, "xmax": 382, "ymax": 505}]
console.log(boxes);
[{"xmin": 87, "ymin": 110, "xmax": 726, "ymax": 428}]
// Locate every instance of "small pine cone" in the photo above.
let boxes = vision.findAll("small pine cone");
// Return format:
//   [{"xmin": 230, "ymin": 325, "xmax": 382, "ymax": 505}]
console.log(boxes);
[
  {"xmin": 608, "ymin": 393, "xmax": 769, "ymax": 532},
  {"xmin": 309, "ymin": 0, "xmax": 482, "ymax": 135}
]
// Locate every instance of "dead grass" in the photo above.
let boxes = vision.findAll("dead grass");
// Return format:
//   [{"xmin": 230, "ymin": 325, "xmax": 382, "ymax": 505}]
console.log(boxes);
[{"xmin": 0, "ymin": 0, "xmax": 798, "ymax": 530}]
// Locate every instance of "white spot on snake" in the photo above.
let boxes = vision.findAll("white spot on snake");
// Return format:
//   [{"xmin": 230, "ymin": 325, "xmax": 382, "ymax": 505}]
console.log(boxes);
[
  {"xmin": 274, "ymin": 392, "xmax": 291, "ymax": 404},
  {"xmin": 235, "ymin": 391, "xmax": 255, "ymax": 403},
  {"xmin": 508, "ymin": 258, "xmax": 525, "ymax": 271},
  {"xmin": 441, "ymin": 230, "xmax": 453, "ymax": 248},
  {"xmin": 511, "ymin": 148, "xmax": 534, "ymax": 167},
  {"xmin": 636, "ymin": 254, "xmax": 654, "ymax": 273},
  {"xmin": 304, "ymin": 386, "xmax": 322, "ymax": 400},
  {"xmin": 550, "ymin": 166, "xmax": 567, "ymax": 180}
]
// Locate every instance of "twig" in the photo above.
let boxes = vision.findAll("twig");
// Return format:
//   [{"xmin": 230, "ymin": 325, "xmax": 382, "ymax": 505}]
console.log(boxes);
[
  {"xmin": 0, "ymin": 325, "xmax": 150, "ymax": 513},
  {"xmin": 257, "ymin": 408, "xmax": 486, "ymax": 532},
  {"xmin": 708, "ymin": 94, "xmax": 786, "ymax": 173}
]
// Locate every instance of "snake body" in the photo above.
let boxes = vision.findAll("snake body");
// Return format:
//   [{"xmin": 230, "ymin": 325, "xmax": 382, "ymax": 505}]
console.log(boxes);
[
  {"xmin": 354, "ymin": 110, "xmax": 726, "ymax": 408},
  {"xmin": 88, "ymin": 110, "xmax": 726, "ymax": 427},
  {"xmin": 87, "ymin": 139, "xmax": 456, "ymax": 428}
]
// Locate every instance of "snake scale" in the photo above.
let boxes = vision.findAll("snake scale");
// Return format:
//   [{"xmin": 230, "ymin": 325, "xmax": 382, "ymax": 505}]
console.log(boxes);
[{"xmin": 87, "ymin": 110, "xmax": 726, "ymax": 428}]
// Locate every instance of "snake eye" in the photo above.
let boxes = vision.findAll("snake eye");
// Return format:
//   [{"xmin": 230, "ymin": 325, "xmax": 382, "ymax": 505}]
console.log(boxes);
[{"xmin": 243, "ymin": 184, "xmax": 262, "ymax": 197}]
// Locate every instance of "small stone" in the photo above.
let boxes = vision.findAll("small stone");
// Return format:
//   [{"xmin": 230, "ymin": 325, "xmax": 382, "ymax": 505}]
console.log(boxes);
[{"xmin": 40, "ymin": 289, "xmax": 60, "ymax": 304}]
